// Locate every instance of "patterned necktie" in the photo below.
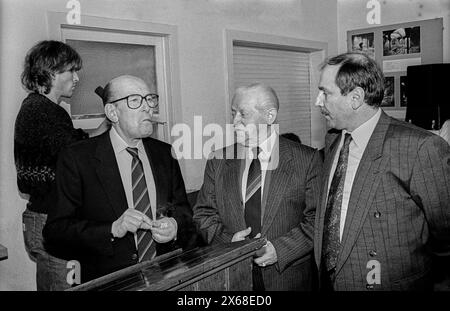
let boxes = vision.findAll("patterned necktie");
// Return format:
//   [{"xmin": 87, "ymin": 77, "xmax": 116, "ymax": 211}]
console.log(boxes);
[
  {"xmin": 245, "ymin": 147, "xmax": 262, "ymax": 238},
  {"xmin": 322, "ymin": 133, "xmax": 352, "ymax": 272},
  {"xmin": 126, "ymin": 147, "xmax": 156, "ymax": 262}
]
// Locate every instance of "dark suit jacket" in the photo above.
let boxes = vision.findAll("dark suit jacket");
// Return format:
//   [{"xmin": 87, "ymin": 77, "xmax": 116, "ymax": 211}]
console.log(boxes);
[
  {"xmin": 314, "ymin": 111, "xmax": 450, "ymax": 291},
  {"xmin": 193, "ymin": 136, "xmax": 323, "ymax": 291},
  {"xmin": 43, "ymin": 131, "xmax": 197, "ymax": 283}
]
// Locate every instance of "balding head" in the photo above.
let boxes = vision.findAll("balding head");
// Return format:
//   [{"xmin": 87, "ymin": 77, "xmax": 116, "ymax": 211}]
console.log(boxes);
[
  {"xmin": 103, "ymin": 75, "xmax": 149, "ymax": 105},
  {"xmin": 231, "ymin": 83, "xmax": 279, "ymax": 147},
  {"xmin": 232, "ymin": 83, "xmax": 279, "ymax": 112},
  {"xmin": 103, "ymin": 75, "xmax": 154, "ymax": 146}
]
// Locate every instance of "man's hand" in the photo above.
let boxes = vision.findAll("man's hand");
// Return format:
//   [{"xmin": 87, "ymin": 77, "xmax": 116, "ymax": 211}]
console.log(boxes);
[
  {"xmin": 231, "ymin": 227, "xmax": 252, "ymax": 242},
  {"xmin": 150, "ymin": 217, "xmax": 177, "ymax": 243},
  {"xmin": 232, "ymin": 227, "xmax": 262, "ymax": 242},
  {"xmin": 254, "ymin": 241, "xmax": 278, "ymax": 267},
  {"xmin": 111, "ymin": 208, "xmax": 152, "ymax": 238}
]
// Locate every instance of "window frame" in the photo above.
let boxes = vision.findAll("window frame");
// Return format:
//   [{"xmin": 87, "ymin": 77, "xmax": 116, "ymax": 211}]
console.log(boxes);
[{"xmin": 47, "ymin": 12, "xmax": 182, "ymax": 144}]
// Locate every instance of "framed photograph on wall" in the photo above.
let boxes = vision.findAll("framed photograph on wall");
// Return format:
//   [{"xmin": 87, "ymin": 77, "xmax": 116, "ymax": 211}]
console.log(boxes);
[
  {"xmin": 351, "ymin": 32, "xmax": 375, "ymax": 59},
  {"xmin": 381, "ymin": 76, "xmax": 395, "ymax": 107},
  {"xmin": 400, "ymin": 76, "xmax": 408, "ymax": 107},
  {"xmin": 347, "ymin": 18, "xmax": 442, "ymax": 115},
  {"xmin": 382, "ymin": 26, "xmax": 420, "ymax": 56}
]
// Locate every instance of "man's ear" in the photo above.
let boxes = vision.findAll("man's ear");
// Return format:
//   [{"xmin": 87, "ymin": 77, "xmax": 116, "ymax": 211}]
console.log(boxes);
[
  {"xmin": 265, "ymin": 108, "xmax": 278, "ymax": 125},
  {"xmin": 350, "ymin": 87, "xmax": 365, "ymax": 110},
  {"xmin": 105, "ymin": 104, "xmax": 119, "ymax": 123}
]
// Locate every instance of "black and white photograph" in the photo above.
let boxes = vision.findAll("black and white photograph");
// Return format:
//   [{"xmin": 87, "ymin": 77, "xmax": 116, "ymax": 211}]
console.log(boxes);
[
  {"xmin": 400, "ymin": 75, "xmax": 408, "ymax": 107},
  {"xmin": 351, "ymin": 32, "xmax": 375, "ymax": 59},
  {"xmin": 383, "ymin": 26, "xmax": 421, "ymax": 56},
  {"xmin": 0, "ymin": 0, "xmax": 449, "ymax": 297},
  {"xmin": 381, "ymin": 76, "xmax": 395, "ymax": 107}
]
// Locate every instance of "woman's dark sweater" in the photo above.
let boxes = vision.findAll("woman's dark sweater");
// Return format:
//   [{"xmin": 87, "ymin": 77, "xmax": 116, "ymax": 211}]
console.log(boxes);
[{"xmin": 14, "ymin": 92, "xmax": 88, "ymax": 214}]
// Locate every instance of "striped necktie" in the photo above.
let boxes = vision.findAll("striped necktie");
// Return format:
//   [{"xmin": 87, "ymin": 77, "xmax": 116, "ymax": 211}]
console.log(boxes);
[
  {"xmin": 245, "ymin": 147, "xmax": 262, "ymax": 238},
  {"xmin": 126, "ymin": 147, "xmax": 156, "ymax": 262},
  {"xmin": 244, "ymin": 147, "xmax": 265, "ymax": 291},
  {"xmin": 322, "ymin": 133, "xmax": 352, "ymax": 273}
]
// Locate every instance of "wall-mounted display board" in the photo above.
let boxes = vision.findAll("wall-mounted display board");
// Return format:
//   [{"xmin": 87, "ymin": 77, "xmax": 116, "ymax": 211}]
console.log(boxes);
[{"xmin": 347, "ymin": 18, "xmax": 443, "ymax": 111}]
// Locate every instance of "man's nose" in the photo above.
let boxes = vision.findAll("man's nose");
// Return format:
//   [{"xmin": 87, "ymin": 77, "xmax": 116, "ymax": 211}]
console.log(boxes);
[
  {"xmin": 233, "ymin": 113, "xmax": 241, "ymax": 125},
  {"xmin": 314, "ymin": 92, "xmax": 324, "ymax": 107},
  {"xmin": 73, "ymin": 72, "xmax": 79, "ymax": 83},
  {"xmin": 141, "ymin": 99, "xmax": 154, "ymax": 114}
]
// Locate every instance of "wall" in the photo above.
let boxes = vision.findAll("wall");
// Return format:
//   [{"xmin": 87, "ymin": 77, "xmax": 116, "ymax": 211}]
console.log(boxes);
[
  {"xmin": 0, "ymin": 0, "xmax": 338, "ymax": 290},
  {"xmin": 337, "ymin": 0, "xmax": 450, "ymax": 119}
]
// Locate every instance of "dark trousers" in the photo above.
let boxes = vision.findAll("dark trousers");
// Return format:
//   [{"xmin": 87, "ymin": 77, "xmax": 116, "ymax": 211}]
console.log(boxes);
[{"xmin": 252, "ymin": 264, "xmax": 265, "ymax": 291}]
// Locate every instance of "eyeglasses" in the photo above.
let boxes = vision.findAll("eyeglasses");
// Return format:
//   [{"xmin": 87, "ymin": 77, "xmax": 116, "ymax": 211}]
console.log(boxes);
[{"xmin": 108, "ymin": 93, "xmax": 159, "ymax": 109}]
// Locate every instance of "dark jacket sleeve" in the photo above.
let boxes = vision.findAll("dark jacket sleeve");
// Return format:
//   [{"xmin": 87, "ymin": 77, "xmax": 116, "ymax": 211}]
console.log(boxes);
[
  {"xmin": 193, "ymin": 158, "xmax": 235, "ymax": 244},
  {"xmin": 271, "ymin": 149, "xmax": 323, "ymax": 272},
  {"xmin": 43, "ymin": 146, "xmax": 113, "ymax": 259},
  {"xmin": 411, "ymin": 134, "xmax": 450, "ymax": 256}
]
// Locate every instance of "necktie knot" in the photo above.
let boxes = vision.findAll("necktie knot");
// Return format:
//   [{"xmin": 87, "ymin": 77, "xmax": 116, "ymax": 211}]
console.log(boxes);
[
  {"xmin": 126, "ymin": 147, "xmax": 139, "ymax": 159},
  {"xmin": 252, "ymin": 147, "xmax": 261, "ymax": 160},
  {"xmin": 343, "ymin": 133, "xmax": 352, "ymax": 148}
]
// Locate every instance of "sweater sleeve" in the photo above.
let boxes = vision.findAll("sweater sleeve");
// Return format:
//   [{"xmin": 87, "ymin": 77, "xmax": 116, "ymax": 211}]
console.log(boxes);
[{"xmin": 14, "ymin": 94, "xmax": 88, "ymax": 203}]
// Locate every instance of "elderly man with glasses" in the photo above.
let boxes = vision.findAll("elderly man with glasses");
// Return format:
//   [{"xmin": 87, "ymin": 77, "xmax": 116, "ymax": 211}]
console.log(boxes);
[{"xmin": 43, "ymin": 75, "xmax": 198, "ymax": 284}]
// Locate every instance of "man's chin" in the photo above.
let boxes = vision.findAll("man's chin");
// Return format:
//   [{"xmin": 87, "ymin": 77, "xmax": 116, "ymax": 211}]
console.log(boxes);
[
  {"xmin": 139, "ymin": 126, "xmax": 153, "ymax": 138},
  {"xmin": 325, "ymin": 119, "xmax": 335, "ymax": 128},
  {"xmin": 236, "ymin": 139, "xmax": 259, "ymax": 148},
  {"xmin": 236, "ymin": 139, "xmax": 248, "ymax": 147}
]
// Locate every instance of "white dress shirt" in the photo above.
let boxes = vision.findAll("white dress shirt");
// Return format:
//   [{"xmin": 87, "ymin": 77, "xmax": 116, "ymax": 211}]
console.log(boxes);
[
  {"xmin": 110, "ymin": 127, "xmax": 157, "ymax": 245},
  {"xmin": 241, "ymin": 129, "xmax": 278, "ymax": 206},
  {"xmin": 327, "ymin": 108, "xmax": 381, "ymax": 241}
]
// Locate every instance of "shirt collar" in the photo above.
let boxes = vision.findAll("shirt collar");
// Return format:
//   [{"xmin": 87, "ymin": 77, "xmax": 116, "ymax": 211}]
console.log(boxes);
[
  {"xmin": 346, "ymin": 108, "xmax": 381, "ymax": 149},
  {"xmin": 110, "ymin": 126, "xmax": 143, "ymax": 155},
  {"xmin": 246, "ymin": 127, "xmax": 278, "ymax": 162}
]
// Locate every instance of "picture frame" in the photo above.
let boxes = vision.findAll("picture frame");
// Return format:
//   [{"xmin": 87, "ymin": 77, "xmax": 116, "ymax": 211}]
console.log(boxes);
[{"xmin": 347, "ymin": 18, "xmax": 443, "ymax": 112}]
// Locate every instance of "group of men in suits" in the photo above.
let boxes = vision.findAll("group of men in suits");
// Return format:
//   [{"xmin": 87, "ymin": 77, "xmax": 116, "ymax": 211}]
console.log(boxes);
[{"xmin": 43, "ymin": 52, "xmax": 450, "ymax": 291}]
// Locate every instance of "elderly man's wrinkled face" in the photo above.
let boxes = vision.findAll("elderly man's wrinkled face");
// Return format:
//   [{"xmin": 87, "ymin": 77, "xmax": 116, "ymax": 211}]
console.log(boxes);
[
  {"xmin": 231, "ymin": 91, "xmax": 268, "ymax": 147},
  {"xmin": 106, "ymin": 77, "xmax": 155, "ymax": 143}
]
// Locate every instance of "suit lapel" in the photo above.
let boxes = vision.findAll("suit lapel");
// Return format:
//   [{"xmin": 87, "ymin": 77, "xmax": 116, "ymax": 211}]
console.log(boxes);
[
  {"xmin": 223, "ymin": 144, "xmax": 246, "ymax": 229},
  {"xmin": 261, "ymin": 137, "xmax": 292, "ymax": 235},
  {"xmin": 335, "ymin": 112, "xmax": 392, "ymax": 275},
  {"xmin": 314, "ymin": 132, "xmax": 341, "ymax": 268},
  {"xmin": 94, "ymin": 132, "xmax": 129, "ymax": 219}
]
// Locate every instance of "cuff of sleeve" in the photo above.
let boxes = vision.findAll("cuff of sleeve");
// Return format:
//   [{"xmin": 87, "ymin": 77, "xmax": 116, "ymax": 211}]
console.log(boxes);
[
  {"xmin": 271, "ymin": 239, "xmax": 287, "ymax": 273},
  {"xmin": 89, "ymin": 224, "xmax": 115, "ymax": 256},
  {"xmin": 169, "ymin": 217, "xmax": 178, "ymax": 241}
]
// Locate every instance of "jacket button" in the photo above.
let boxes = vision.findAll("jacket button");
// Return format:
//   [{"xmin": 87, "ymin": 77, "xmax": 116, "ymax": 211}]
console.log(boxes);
[
  {"xmin": 374, "ymin": 211, "xmax": 381, "ymax": 218},
  {"xmin": 132, "ymin": 253, "xmax": 138, "ymax": 261},
  {"xmin": 366, "ymin": 284, "xmax": 374, "ymax": 290},
  {"xmin": 369, "ymin": 250, "xmax": 377, "ymax": 257}
]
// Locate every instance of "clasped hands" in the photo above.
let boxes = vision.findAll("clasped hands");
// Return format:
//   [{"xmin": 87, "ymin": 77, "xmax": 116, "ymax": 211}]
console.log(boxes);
[
  {"xmin": 231, "ymin": 227, "xmax": 277, "ymax": 268},
  {"xmin": 111, "ymin": 208, "xmax": 177, "ymax": 243}
]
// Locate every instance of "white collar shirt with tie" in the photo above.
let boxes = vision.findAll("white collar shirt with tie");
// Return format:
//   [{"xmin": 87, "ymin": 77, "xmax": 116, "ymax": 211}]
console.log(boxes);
[
  {"xmin": 109, "ymin": 127, "xmax": 157, "ymax": 246},
  {"xmin": 241, "ymin": 128, "xmax": 278, "ymax": 205},
  {"xmin": 327, "ymin": 108, "xmax": 382, "ymax": 241}
]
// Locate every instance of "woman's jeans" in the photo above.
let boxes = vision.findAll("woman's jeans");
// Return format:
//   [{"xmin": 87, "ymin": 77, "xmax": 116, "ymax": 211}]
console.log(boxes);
[{"xmin": 22, "ymin": 207, "xmax": 71, "ymax": 291}]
